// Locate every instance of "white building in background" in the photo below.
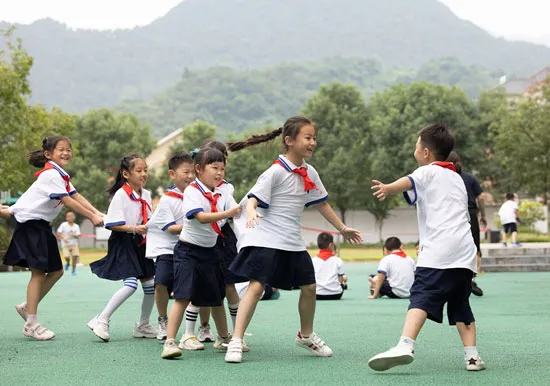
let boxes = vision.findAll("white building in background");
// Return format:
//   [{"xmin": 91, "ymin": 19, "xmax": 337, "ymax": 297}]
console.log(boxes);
[{"xmin": 146, "ymin": 128, "xmax": 183, "ymax": 171}]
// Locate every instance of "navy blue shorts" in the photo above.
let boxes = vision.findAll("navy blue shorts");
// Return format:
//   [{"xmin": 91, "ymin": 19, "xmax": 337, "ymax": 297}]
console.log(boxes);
[
  {"xmin": 409, "ymin": 267, "xmax": 475, "ymax": 325},
  {"xmin": 229, "ymin": 247, "xmax": 316, "ymax": 290},
  {"xmin": 503, "ymin": 223, "xmax": 517, "ymax": 234},
  {"xmin": 154, "ymin": 254, "xmax": 174, "ymax": 293}
]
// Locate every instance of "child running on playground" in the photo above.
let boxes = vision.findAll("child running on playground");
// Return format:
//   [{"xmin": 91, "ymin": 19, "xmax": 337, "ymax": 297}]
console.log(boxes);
[
  {"xmin": 223, "ymin": 116, "xmax": 362, "ymax": 363},
  {"xmin": 368, "ymin": 123, "xmax": 485, "ymax": 372}
]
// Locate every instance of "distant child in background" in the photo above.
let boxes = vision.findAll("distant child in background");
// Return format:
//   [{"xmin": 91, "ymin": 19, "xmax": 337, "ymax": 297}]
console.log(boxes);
[
  {"xmin": 312, "ymin": 232, "xmax": 346, "ymax": 300},
  {"xmin": 145, "ymin": 152, "xmax": 195, "ymax": 342},
  {"xmin": 368, "ymin": 123, "xmax": 485, "ymax": 372},
  {"xmin": 368, "ymin": 237, "xmax": 415, "ymax": 300},
  {"xmin": 498, "ymin": 192, "xmax": 520, "ymax": 247},
  {"xmin": 1, "ymin": 136, "xmax": 103, "ymax": 340},
  {"xmin": 57, "ymin": 211, "xmax": 81, "ymax": 275},
  {"xmin": 88, "ymin": 154, "xmax": 158, "ymax": 342}
]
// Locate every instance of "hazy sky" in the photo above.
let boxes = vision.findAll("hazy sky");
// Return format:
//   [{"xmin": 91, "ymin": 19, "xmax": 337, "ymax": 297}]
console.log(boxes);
[{"xmin": 1, "ymin": 0, "xmax": 549, "ymax": 41}]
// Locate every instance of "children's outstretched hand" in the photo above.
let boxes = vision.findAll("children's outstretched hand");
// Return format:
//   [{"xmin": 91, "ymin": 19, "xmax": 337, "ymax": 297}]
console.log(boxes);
[
  {"xmin": 90, "ymin": 214, "xmax": 103, "ymax": 226},
  {"xmin": 246, "ymin": 208, "xmax": 264, "ymax": 228},
  {"xmin": 0, "ymin": 205, "xmax": 11, "ymax": 219},
  {"xmin": 371, "ymin": 180, "xmax": 388, "ymax": 201},
  {"xmin": 135, "ymin": 225, "xmax": 147, "ymax": 235},
  {"xmin": 228, "ymin": 205, "xmax": 242, "ymax": 219},
  {"xmin": 341, "ymin": 227, "xmax": 362, "ymax": 245}
]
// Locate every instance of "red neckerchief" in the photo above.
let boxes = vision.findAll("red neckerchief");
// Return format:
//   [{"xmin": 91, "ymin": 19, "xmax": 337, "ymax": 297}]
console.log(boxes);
[
  {"xmin": 190, "ymin": 182, "xmax": 224, "ymax": 237},
  {"xmin": 217, "ymin": 180, "xmax": 227, "ymax": 187},
  {"xmin": 391, "ymin": 249, "xmax": 408, "ymax": 258},
  {"xmin": 273, "ymin": 159, "xmax": 317, "ymax": 192},
  {"xmin": 433, "ymin": 162, "xmax": 457, "ymax": 172},
  {"xmin": 317, "ymin": 249, "xmax": 334, "ymax": 261},
  {"xmin": 164, "ymin": 190, "xmax": 183, "ymax": 200},
  {"xmin": 34, "ymin": 162, "xmax": 70, "ymax": 193},
  {"xmin": 121, "ymin": 183, "xmax": 151, "ymax": 246}
]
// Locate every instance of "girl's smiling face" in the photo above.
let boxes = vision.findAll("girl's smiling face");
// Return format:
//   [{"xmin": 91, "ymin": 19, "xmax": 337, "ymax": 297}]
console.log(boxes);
[
  {"xmin": 196, "ymin": 161, "xmax": 225, "ymax": 190},
  {"xmin": 123, "ymin": 158, "xmax": 148, "ymax": 191},
  {"xmin": 45, "ymin": 139, "xmax": 73, "ymax": 168}
]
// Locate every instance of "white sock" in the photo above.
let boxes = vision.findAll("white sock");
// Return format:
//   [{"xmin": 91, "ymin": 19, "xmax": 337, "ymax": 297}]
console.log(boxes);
[
  {"xmin": 228, "ymin": 302, "xmax": 239, "ymax": 331},
  {"xmin": 27, "ymin": 314, "xmax": 37, "ymax": 325},
  {"xmin": 99, "ymin": 278, "xmax": 138, "ymax": 321},
  {"xmin": 397, "ymin": 336, "xmax": 415, "ymax": 351},
  {"xmin": 464, "ymin": 346, "xmax": 479, "ymax": 358},
  {"xmin": 139, "ymin": 279, "xmax": 155, "ymax": 325},
  {"xmin": 185, "ymin": 305, "xmax": 200, "ymax": 336}
]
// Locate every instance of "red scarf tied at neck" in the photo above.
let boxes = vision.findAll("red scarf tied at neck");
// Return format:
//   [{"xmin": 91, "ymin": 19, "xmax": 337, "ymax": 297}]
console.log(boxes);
[
  {"xmin": 317, "ymin": 249, "xmax": 335, "ymax": 261},
  {"xmin": 34, "ymin": 161, "xmax": 71, "ymax": 193},
  {"xmin": 190, "ymin": 182, "xmax": 224, "ymax": 237},
  {"xmin": 391, "ymin": 249, "xmax": 408, "ymax": 258},
  {"xmin": 273, "ymin": 159, "xmax": 317, "ymax": 192},
  {"xmin": 433, "ymin": 161, "xmax": 457, "ymax": 173},
  {"xmin": 122, "ymin": 183, "xmax": 151, "ymax": 246}
]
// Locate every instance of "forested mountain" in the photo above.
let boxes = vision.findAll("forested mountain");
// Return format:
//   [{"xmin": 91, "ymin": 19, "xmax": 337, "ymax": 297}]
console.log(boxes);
[
  {"xmin": 117, "ymin": 57, "xmax": 501, "ymax": 137},
  {"xmin": 1, "ymin": 0, "xmax": 548, "ymax": 112}
]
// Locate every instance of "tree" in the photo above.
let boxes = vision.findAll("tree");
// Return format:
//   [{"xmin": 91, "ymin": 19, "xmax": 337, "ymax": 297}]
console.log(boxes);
[
  {"xmin": 69, "ymin": 109, "xmax": 155, "ymax": 211},
  {"xmin": 492, "ymin": 79, "xmax": 550, "ymax": 202},
  {"xmin": 301, "ymin": 83, "xmax": 371, "ymax": 225},
  {"xmin": 169, "ymin": 120, "xmax": 216, "ymax": 153},
  {"xmin": 0, "ymin": 29, "xmax": 74, "ymax": 193}
]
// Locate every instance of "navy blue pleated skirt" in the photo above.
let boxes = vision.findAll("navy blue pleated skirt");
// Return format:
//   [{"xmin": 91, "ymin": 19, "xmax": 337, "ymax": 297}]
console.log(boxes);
[
  {"xmin": 90, "ymin": 232, "xmax": 154, "ymax": 281},
  {"xmin": 3, "ymin": 220, "xmax": 62, "ymax": 273},
  {"xmin": 229, "ymin": 247, "xmax": 316, "ymax": 290},
  {"xmin": 172, "ymin": 241, "xmax": 225, "ymax": 307},
  {"xmin": 215, "ymin": 223, "xmax": 248, "ymax": 285}
]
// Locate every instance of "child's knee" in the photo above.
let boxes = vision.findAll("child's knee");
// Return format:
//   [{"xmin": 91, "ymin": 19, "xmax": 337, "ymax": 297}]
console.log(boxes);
[
  {"xmin": 123, "ymin": 278, "xmax": 139, "ymax": 294},
  {"xmin": 248, "ymin": 280, "xmax": 265, "ymax": 298},
  {"xmin": 300, "ymin": 283, "xmax": 316, "ymax": 297},
  {"xmin": 49, "ymin": 269, "xmax": 64, "ymax": 280}
]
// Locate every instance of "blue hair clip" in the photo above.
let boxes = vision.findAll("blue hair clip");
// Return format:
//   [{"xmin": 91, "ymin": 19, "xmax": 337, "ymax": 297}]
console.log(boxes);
[{"xmin": 190, "ymin": 148, "xmax": 200, "ymax": 158}]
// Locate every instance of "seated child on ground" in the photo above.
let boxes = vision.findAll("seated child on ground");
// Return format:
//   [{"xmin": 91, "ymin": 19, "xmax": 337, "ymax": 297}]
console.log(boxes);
[
  {"xmin": 312, "ymin": 232, "xmax": 346, "ymax": 300},
  {"xmin": 368, "ymin": 237, "xmax": 415, "ymax": 299}
]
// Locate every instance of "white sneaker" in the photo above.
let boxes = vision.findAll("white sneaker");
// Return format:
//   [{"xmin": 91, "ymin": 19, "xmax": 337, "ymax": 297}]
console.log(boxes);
[
  {"xmin": 225, "ymin": 339, "xmax": 243, "ymax": 363},
  {"xmin": 133, "ymin": 322, "xmax": 158, "ymax": 339},
  {"xmin": 242, "ymin": 339, "xmax": 250, "ymax": 353},
  {"xmin": 23, "ymin": 323, "xmax": 56, "ymax": 341},
  {"xmin": 198, "ymin": 323, "xmax": 214, "ymax": 342},
  {"xmin": 214, "ymin": 334, "xmax": 232, "ymax": 350},
  {"xmin": 162, "ymin": 339, "xmax": 182, "ymax": 359},
  {"xmin": 295, "ymin": 331, "xmax": 333, "ymax": 357},
  {"xmin": 15, "ymin": 303, "xmax": 28, "ymax": 321},
  {"xmin": 157, "ymin": 317, "xmax": 168, "ymax": 341},
  {"xmin": 466, "ymin": 356, "xmax": 486, "ymax": 371},
  {"xmin": 368, "ymin": 346, "xmax": 414, "ymax": 371},
  {"xmin": 178, "ymin": 335, "xmax": 205, "ymax": 351},
  {"xmin": 88, "ymin": 316, "xmax": 110, "ymax": 342}
]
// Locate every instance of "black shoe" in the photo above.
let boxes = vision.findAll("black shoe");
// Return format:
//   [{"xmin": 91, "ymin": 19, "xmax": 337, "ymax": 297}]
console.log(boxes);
[{"xmin": 471, "ymin": 281, "xmax": 483, "ymax": 297}]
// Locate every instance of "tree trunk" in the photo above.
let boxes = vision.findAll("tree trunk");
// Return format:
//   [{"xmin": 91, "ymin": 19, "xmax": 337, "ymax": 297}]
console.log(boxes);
[
  {"xmin": 376, "ymin": 217, "xmax": 384, "ymax": 243},
  {"xmin": 338, "ymin": 206, "xmax": 346, "ymax": 226}
]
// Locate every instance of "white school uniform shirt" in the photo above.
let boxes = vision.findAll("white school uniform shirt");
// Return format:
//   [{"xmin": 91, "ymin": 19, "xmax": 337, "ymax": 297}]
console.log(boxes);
[
  {"xmin": 377, "ymin": 251, "xmax": 416, "ymax": 298},
  {"xmin": 9, "ymin": 161, "xmax": 77, "ymax": 223},
  {"xmin": 181, "ymin": 178, "xmax": 233, "ymax": 248},
  {"xmin": 312, "ymin": 254, "xmax": 345, "ymax": 296},
  {"xmin": 403, "ymin": 163, "xmax": 477, "ymax": 272},
  {"xmin": 216, "ymin": 180, "xmax": 238, "ymax": 227},
  {"xmin": 498, "ymin": 200, "xmax": 518, "ymax": 225},
  {"xmin": 57, "ymin": 222, "xmax": 81, "ymax": 247},
  {"xmin": 104, "ymin": 184, "xmax": 152, "ymax": 229},
  {"xmin": 145, "ymin": 186, "xmax": 184, "ymax": 258},
  {"xmin": 234, "ymin": 155, "xmax": 328, "ymax": 252}
]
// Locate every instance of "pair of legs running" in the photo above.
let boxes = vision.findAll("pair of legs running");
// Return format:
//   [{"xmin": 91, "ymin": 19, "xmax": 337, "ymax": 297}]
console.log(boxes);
[
  {"xmin": 88, "ymin": 276, "xmax": 157, "ymax": 342},
  {"xmin": 225, "ymin": 280, "xmax": 333, "ymax": 363},
  {"xmin": 64, "ymin": 254, "xmax": 79, "ymax": 274},
  {"xmin": 16, "ymin": 268, "xmax": 64, "ymax": 340}
]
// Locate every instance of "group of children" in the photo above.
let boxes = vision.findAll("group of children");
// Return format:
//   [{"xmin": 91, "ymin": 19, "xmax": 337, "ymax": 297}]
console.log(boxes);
[{"xmin": 1, "ymin": 118, "xmax": 486, "ymax": 372}]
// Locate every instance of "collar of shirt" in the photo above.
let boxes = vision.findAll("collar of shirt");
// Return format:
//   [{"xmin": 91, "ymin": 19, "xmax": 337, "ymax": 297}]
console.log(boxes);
[
  {"xmin": 193, "ymin": 178, "xmax": 223, "ymax": 196},
  {"xmin": 276, "ymin": 154, "xmax": 307, "ymax": 172}
]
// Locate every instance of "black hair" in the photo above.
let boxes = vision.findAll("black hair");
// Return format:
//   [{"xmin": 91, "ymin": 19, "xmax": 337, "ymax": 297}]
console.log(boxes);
[
  {"xmin": 317, "ymin": 232, "xmax": 334, "ymax": 249},
  {"xmin": 227, "ymin": 116, "xmax": 316, "ymax": 152},
  {"xmin": 415, "ymin": 240, "xmax": 420, "ymax": 247},
  {"xmin": 418, "ymin": 123, "xmax": 455, "ymax": 161},
  {"xmin": 168, "ymin": 152, "xmax": 193, "ymax": 171},
  {"xmin": 505, "ymin": 192, "xmax": 514, "ymax": 201},
  {"xmin": 108, "ymin": 154, "xmax": 144, "ymax": 196},
  {"xmin": 383, "ymin": 237, "xmax": 402, "ymax": 251},
  {"xmin": 193, "ymin": 148, "xmax": 226, "ymax": 171},
  {"xmin": 203, "ymin": 140, "xmax": 228, "ymax": 158},
  {"xmin": 446, "ymin": 150, "xmax": 460, "ymax": 164},
  {"xmin": 28, "ymin": 136, "xmax": 72, "ymax": 168}
]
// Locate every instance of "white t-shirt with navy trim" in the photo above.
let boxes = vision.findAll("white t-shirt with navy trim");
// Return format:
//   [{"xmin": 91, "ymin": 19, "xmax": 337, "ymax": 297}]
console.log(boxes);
[
  {"xmin": 104, "ymin": 186, "xmax": 152, "ymax": 229},
  {"xmin": 57, "ymin": 222, "xmax": 81, "ymax": 247},
  {"xmin": 9, "ymin": 161, "xmax": 77, "ymax": 223},
  {"xmin": 403, "ymin": 164, "xmax": 477, "ymax": 272},
  {"xmin": 377, "ymin": 252, "xmax": 416, "ymax": 298},
  {"xmin": 180, "ymin": 179, "xmax": 233, "ymax": 248},
  {"xmin": 312, "ymin": 255, "xmax": 345, "ymax": 296},
  {"xmin": 217, "ymin": 180, "xmax": 238, "ymax": 227},
  {"xmin": 234, "ymin": 155, "xmax": 328, "ymax": 252},
  {"xmin": 146, "ymin": 186, "xmax": 184, "ymax": 258}
]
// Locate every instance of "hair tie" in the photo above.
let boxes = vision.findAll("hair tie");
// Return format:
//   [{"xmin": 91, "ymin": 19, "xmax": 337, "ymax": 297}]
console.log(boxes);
[{"xmin": 190, "ymin": 148, "xmax": 200, "ymax": 158}]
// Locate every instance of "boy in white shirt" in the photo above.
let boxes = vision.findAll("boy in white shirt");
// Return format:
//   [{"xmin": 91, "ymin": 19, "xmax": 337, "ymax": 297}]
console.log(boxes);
[
  {"xmin": 368, "ymin": 237, "xmax": 415, "ymax": 299},
  {"xmin": 312, "ymin": 232, "xmax": 346, "ymax": 300},
  {"xmin": 498, "ymin": 192, "xmax": 520, "ymax": 247},
  {"xmin": 56, "ymin": 211, "xmax": 81, "ymax": 275},
  {"xmin": 368, "ymin": 123, "xmax": 485, "ymax": 372}
]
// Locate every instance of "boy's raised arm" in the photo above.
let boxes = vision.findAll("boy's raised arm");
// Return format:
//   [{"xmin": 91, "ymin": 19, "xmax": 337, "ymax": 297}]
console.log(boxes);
[{"xmin": 371, "ymin": 177, "xmax": 413, "ymax": 201}]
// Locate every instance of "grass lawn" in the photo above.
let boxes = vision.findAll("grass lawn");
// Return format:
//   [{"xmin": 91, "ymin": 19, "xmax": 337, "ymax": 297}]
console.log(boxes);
[{"xmin": 78, "ymin": 248, "xmax": 385, "ymax": 265}]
